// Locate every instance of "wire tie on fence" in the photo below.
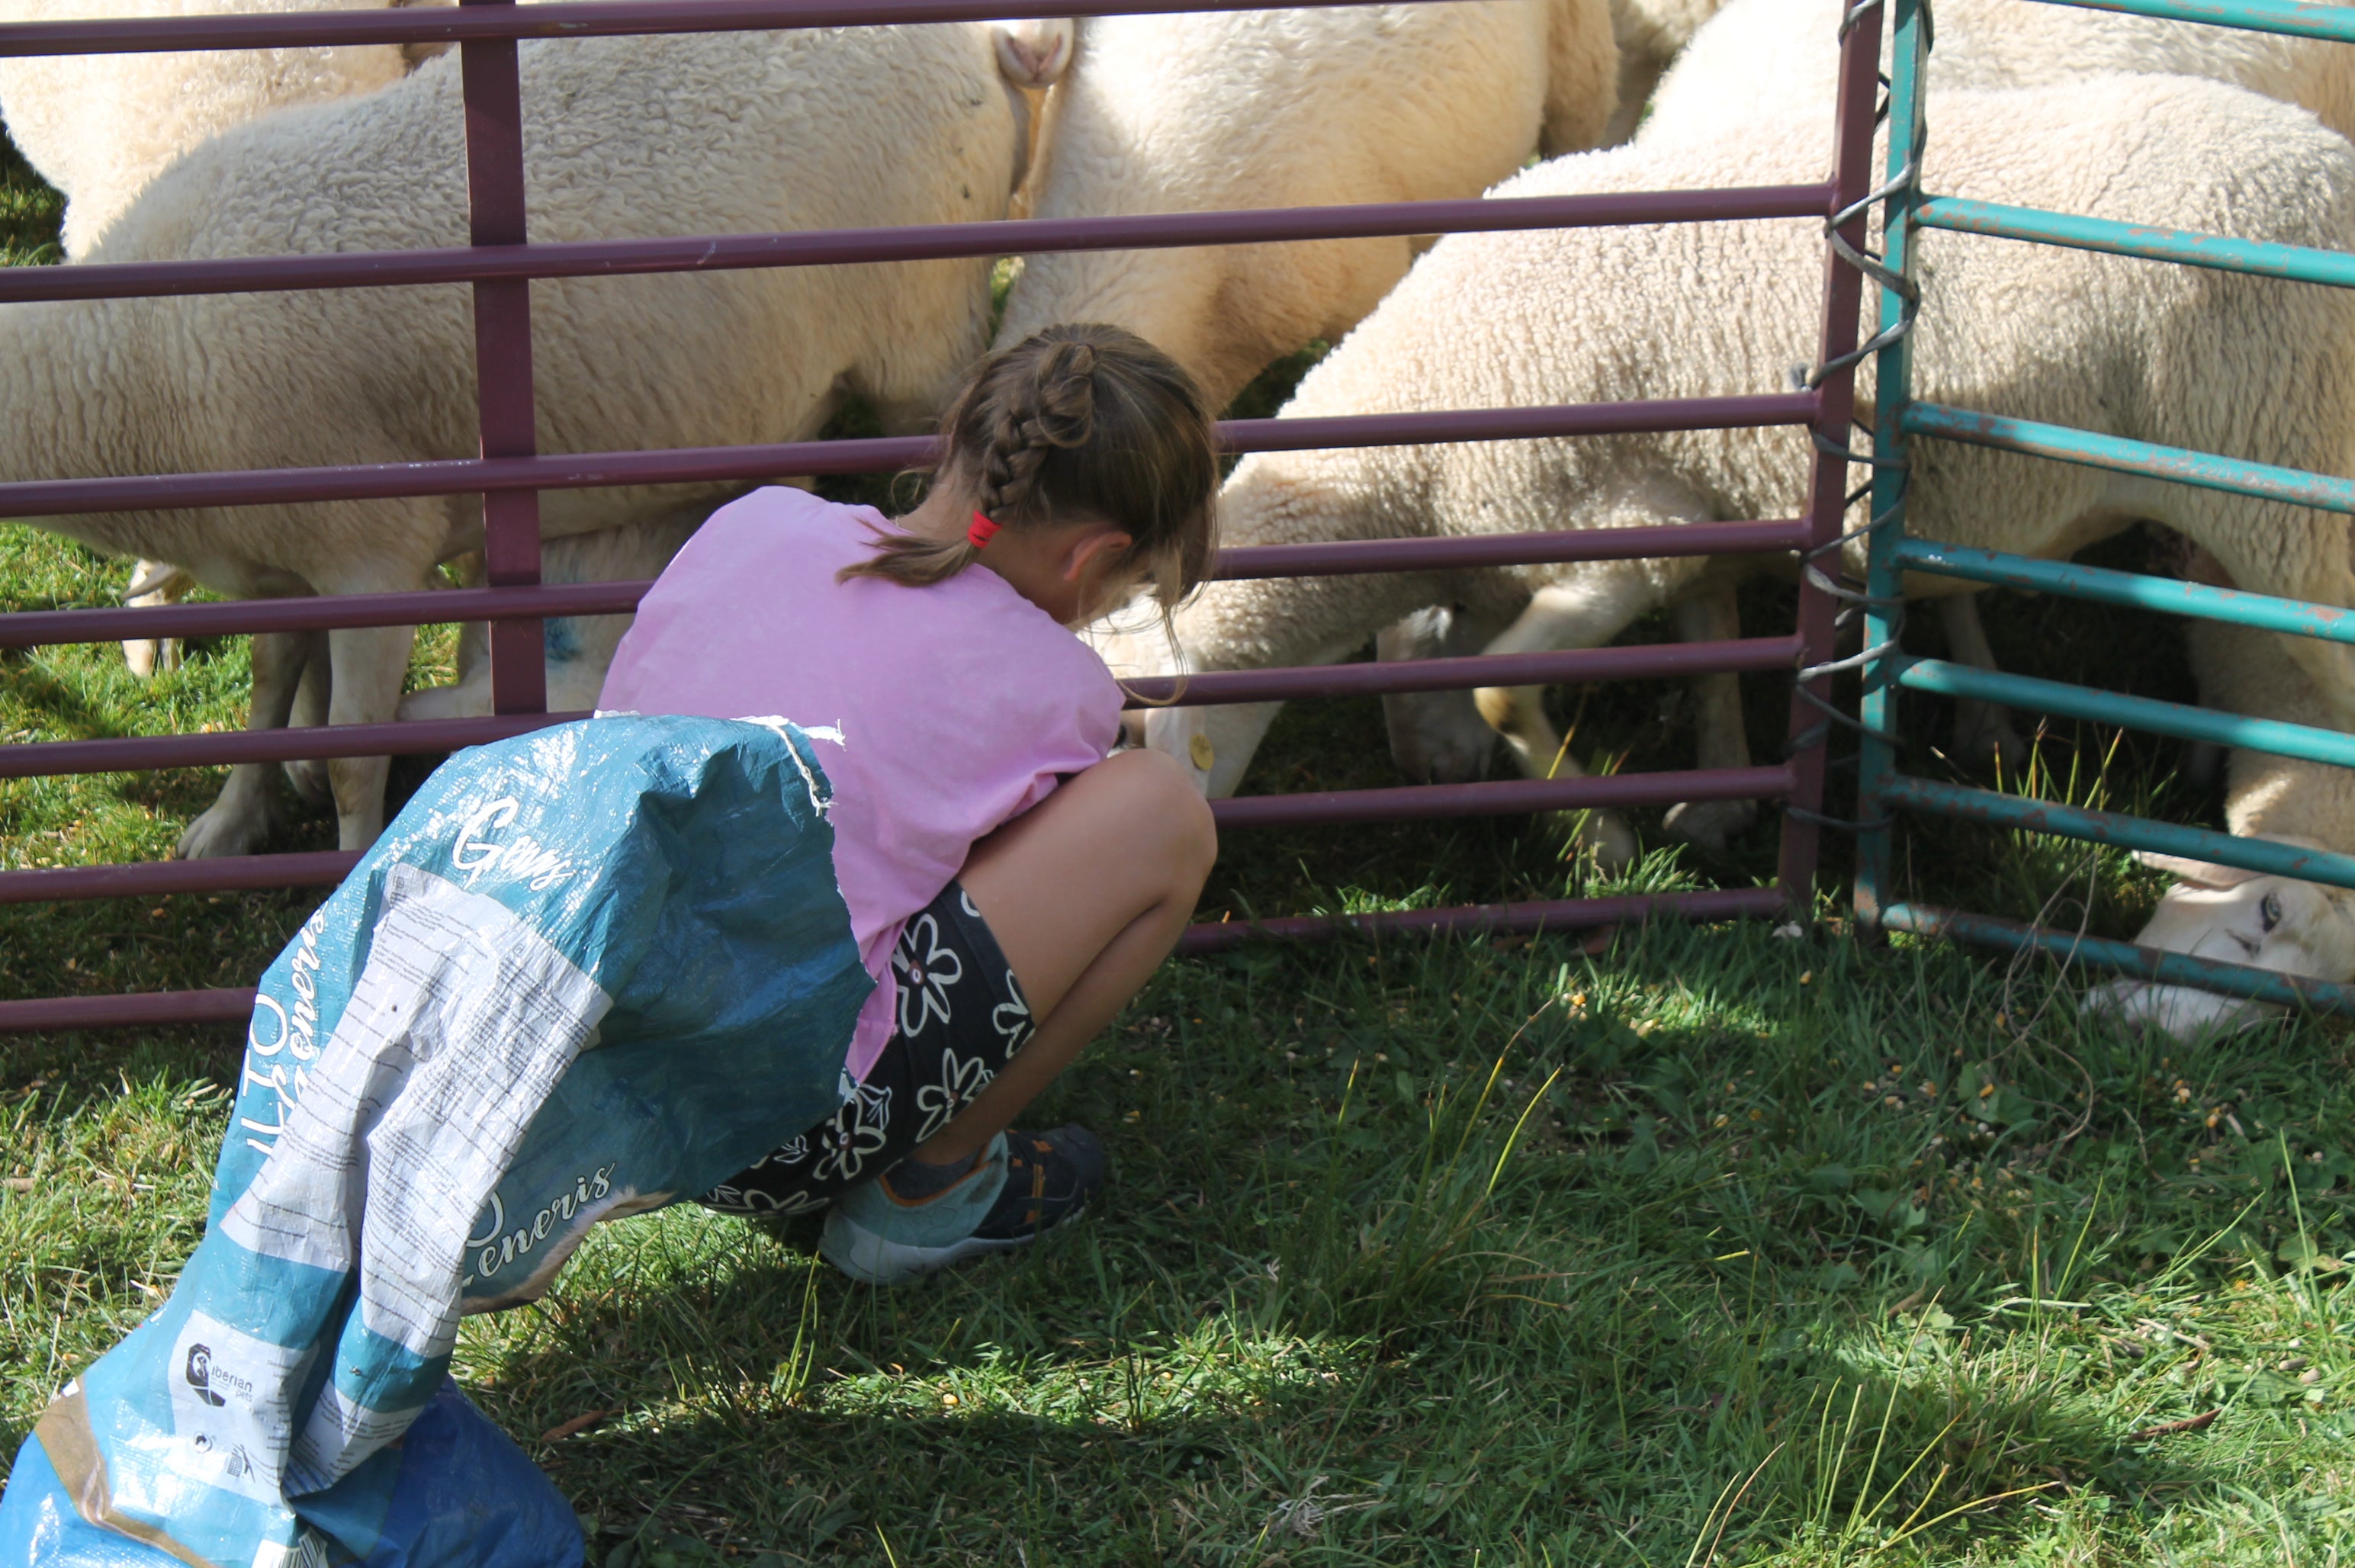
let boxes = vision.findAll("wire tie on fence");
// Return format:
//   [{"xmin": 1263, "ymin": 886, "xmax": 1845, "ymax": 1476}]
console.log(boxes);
[
  {"xmin": 1792, "ymin": 680, "xmax": 1903, "ymax": 747},
  {"xmin": 1784, "ymin": 802, "xmax": 1898, "ymax": 834},
  {"xmin": 1809, "ymin": 427, "xmax": 1906, "ymax": 470}
]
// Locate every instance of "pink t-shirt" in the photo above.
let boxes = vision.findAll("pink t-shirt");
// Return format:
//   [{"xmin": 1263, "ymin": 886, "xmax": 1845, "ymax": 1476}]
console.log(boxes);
[{"xmin": 598, "ymin": 487, "xmax": 1123, "ymax": 1080}]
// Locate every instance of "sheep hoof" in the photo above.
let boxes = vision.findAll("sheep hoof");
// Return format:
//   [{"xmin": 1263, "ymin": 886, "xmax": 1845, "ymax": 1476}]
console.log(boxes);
[
  {"xmin": 121, "ymin": 637, "xmax": 184, "ymax": 679},
  {"xmin": 176, "ymin": 801, "xmax": 271, "ymax": 860},
  {"xmin": 1663, "ymin": 797, "xmax": 1756, "ymax": 851},
  {"xmin": 1555, "ymin": 807, "xmax": 1637, "ymax": 874},
  {"xmin": 282, "ymin": 757, "xmax": 334, "ymax": 811},
  {"xmin": 1954, "ymin": 712, "xmax": 2028, "ymax": 773}
]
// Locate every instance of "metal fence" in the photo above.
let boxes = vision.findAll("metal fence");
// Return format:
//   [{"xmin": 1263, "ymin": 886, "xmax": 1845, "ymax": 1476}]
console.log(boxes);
[
  {"xmin": 1854, "ymin": 0, "xmax": 2355, "ymax": 1011},
  {"xmin": 0, "ymin": 0, "xmax": 1884, "ymax": 1033}
]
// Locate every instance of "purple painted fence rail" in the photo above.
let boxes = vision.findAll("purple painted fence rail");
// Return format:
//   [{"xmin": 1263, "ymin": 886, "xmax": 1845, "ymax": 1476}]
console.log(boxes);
[{"xmin": 0, "ymin": 0, "xmax": 1884, "ymax": 1032}]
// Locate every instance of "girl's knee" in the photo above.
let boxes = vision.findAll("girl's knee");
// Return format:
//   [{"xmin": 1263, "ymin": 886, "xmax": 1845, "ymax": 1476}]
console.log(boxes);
[{"xmin": 1095, "ymin": 747, "xmax": 1218, "ymax": 880}]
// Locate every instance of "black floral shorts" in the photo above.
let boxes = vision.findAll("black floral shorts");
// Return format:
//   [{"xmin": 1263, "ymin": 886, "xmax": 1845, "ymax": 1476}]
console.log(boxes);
[{"xmin": 696, "ymin": 879, "xmax": 1035, "ymax": 1219}]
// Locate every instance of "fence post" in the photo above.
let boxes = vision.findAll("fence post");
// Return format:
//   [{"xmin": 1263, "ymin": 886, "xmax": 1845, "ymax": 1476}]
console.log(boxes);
[
  {"xmin": 1852, "ymin": 0, "xmax": 1930, "ymax": 933},
  {"xmin": 460, "ymin": 0, "xmax": 545, "ymax": 715},
  {"xmin": 1775, "ymin": 0, "xmax": 1884, "ymax": 914}
]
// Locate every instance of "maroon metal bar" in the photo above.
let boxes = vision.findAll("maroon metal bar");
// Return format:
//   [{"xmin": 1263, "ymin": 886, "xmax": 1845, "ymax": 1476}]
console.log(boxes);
[
  {"xmin": 0, "ymin": 887, "xmax": 1788, "ymax": 1033},
  {"xmin": 0, "ymin": 397, "xmax": 1818, "ymax": 520},
  {"xmin": 0, "ymin": 712, "xmax": 578, "ymax": 780},
  {"xmin": 0, "ymin": 851, "xmax": 358, "ymax": 905},
  {"xmin": 0, "ymin": 581, "xmax": 649, "ymax": 649},
  {"xmin": 0, "ymin": 0, "xmax": 1496, "ymax": 57},
  {"xmin": 0, "ymin": 188, "xmax": 1833, "ymax": 306},
  {"xmin": 1772, "ymin": 0, "xmax": 1882, "ymax": 909},
  {"xmin": 0, "ymin": 988, "xmax": 261, "ymax": 1034},
  {"xmin": 1175, "ymin": 886, "xmax": 1788, "ymax": 956},
  {"xmin": 3, "ymin": 763, "xmax": 1795, "ymax": 907},
  {"xmin": 1, "ymin": 766, "xmax": 1797, "ymax": 906},
  {"xmin": 1210, "ymin": 518, "xmax": 1807, "ymax": 580},
  {"xmin": 1120, "ymin": 635, "xmax": 1802, "ymax": 708},
  {"xmin": 461, "ymin": 0, "xmax": 547, "ymax": 716},
  {"xmin": 0, "ymin": 635, "xmax": 1799, "ymax": 779},
  {"xmin": 0, "ymin": 521, "xmax": 1810, "ymax": 648},
  {"xmin": 1211, "ymin": 765, "xmax": 1795, "ymax": 831}
]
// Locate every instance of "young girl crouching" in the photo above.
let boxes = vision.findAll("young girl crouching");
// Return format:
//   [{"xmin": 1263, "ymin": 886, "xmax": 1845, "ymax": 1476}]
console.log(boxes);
[{"xmin": 598, "ymin": 324, "xmax": 1219, "ymax": 1284}]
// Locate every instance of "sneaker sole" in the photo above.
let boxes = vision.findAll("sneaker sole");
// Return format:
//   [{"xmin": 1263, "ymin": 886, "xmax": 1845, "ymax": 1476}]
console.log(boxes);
[{"xmin": 819, "ymin": 1202, "xmax": 1088, "ymax": 1287}]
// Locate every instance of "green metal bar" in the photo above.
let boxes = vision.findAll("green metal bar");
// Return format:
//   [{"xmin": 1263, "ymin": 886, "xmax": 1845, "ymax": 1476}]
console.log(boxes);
[
  {"xmin": 1882, "ymin": 900, "xmax": 2355, "ymax": 1015},
  {"xmin": 1894, "ymin": 655, "xmax": 2355, "ymax": 768},
  {"xmin": 1854, "ymin": 0, "xmax": 1929, "ymax": 935},
  {"xmin": 1891, "ymin": 539, "xmax": 2355, "ymax": 644},
  {"xmin": 1915, "ymin": 195, "xmax": 2355, "ymax": 289},
  {"xmin": 2032, "ymin": 0, "xmax": 2355, "ymax": 44},
  {"xmin": 1903, "ymin": 402, "xmax": 2355, "ymax": 516},
  {"xmin": 1882, "ymin": 773, "xmax": 2355, "ymax": 889}
]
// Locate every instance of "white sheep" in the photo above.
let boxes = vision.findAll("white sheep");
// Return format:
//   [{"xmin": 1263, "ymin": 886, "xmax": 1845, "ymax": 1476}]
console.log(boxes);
[
  {"xmin": 1601, "ymin": 0, "xmax": 1728, "ymax": 143},
  {"xmin": 0, "ymin": 1, "xmax": 445, "ymax": 672},
  {"xmin": 1139, "ymin": 74, "xmax": 2355, "ymax": 873},
  {"xmin": 994, "ymin": 0, "xmax": 1621, "ymax": 416},
  {"xmin": 2090, "ymin": 610, "xmax": 2355, "ymax": 1039},
  {"xmin": 1377, "ymin": 0, "xmax": 2355, "ymax": 834},
  {"xmin": 0, "ymin": 0, "xmax": 435, "ymax": 259},
  {"xmin": 8, "ymin": 19, "xmax": 1059, "ymax": 857}
]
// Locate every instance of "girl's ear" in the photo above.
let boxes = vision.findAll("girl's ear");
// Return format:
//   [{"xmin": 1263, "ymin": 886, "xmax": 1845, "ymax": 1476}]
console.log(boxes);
[{"xmin": 1062, "ymin": 526, "xmax": 1135, "ymax": 583}]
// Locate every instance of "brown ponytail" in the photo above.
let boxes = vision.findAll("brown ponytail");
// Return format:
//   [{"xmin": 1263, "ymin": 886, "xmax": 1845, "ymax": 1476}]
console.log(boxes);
[{"xmin": 839, "ymin": 323, "xmax": 1220, "ymax": 613}]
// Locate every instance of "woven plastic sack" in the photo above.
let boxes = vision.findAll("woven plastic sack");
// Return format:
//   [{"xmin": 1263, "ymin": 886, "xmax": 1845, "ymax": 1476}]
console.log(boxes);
[{"xmin": 1, "ymin": 716, "xmax": 872, "ymax": 1568}]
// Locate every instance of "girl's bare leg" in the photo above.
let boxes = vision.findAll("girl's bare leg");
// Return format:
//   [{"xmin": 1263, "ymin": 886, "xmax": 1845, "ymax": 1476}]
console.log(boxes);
[{"xmin": 911, "ymin": 747, "xmax": 1216, "ymax": 1166}]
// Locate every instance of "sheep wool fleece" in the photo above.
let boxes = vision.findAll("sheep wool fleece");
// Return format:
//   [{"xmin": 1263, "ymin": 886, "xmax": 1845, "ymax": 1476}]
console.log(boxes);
[
  {"xmin": 599, "ymin": 485, "xmax": 1126, "ymax": 1081},
  {"xmin": 0, "ymin": 715, "xmax": 875, "ymax": 1568}
]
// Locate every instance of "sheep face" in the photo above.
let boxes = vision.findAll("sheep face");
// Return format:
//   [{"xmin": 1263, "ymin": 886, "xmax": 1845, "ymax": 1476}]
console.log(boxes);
[
  {"xmin": 1143, "ymin": 699, "xmax": 1279, "ymax": 799},
  {"xmin": 1378, "ymin": 607, "xmax": 1504, "ymax": 785},
  {"xmin": 2087, "ymin": 851, "xmax": 2355, "ymax": 1039}
]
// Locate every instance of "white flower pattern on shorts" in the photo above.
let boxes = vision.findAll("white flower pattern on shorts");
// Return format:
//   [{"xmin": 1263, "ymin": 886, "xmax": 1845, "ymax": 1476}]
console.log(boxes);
[
  {"xmin": 914, "ymin": 1045, "xmax": 997, "ymax": 1145},
  {"xmin": 811, "ymin": 1081, "xmax": 892, "ymax": 1185},
  {"xmin": 893, "ymin": 914, "xmax": 964, "ymax": 1037},
  {"xmin": 697, "ymin": 880, "xmax": 1033, "ymax": 1218},
  {"xmin": 991, "ymin": 972, "xmax": 1033, "ymax": 1055}
]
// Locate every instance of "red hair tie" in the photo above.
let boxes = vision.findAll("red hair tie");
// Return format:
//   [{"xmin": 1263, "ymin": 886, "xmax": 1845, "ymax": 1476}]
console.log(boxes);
[{"xmin": 967, "ymin": 512, "xmax": 1001, "ymax": 550}]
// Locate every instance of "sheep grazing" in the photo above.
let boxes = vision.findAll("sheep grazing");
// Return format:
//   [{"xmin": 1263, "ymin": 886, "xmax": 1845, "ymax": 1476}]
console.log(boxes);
[
  {"xmin": 8, "ymin": 20, "xmax": 1058, "ymax": 857},
  {"xmin": 1378, "ymin": 0, "xmax": 2355, "ymax": 831},
  {"xmin": 994, "ymin": 0, "xmax": 1621, "ymax": 416},
  {"xmin": 1141, "ymin": 73, "xmax": 2355, "ymax": 872}
]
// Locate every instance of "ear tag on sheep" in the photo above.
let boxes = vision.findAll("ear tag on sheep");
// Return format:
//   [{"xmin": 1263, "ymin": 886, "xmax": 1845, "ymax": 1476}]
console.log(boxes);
[{"xmin": 1189, "ymin": 733, "xmax": 1216, "ymax": 772}]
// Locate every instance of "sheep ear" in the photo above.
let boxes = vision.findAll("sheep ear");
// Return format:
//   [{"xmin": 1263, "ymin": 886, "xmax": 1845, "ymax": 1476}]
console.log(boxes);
[{"xmin": 2135, "ymin": 850, "xmax": 2260, "ymax": 889}]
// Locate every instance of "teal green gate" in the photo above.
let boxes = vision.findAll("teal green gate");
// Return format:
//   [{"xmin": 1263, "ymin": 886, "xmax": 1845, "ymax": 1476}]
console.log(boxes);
[{"xmin": 1853, "ymin": 0, "xmax": 2355, "ymax": 1010}]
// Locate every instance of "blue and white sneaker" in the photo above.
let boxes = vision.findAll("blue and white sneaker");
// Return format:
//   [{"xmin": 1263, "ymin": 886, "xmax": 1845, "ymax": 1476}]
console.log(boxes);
[{"xmin": 819, "ymin": 1126, "xmax": 1105, "ymax": 1285}]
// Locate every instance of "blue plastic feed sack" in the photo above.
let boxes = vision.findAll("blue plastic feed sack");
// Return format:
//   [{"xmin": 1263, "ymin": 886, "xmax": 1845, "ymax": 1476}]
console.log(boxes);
[{"xmin": 0, "ymin": 716, "xmax": 872, "ymax": 1568}]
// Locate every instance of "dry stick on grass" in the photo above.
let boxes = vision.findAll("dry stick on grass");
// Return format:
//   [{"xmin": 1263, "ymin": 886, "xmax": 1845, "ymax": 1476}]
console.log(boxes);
[
  {"xmin": 2128, "ymin": 1409, "xmax": 2222, "ymax": 1442},
  {"xmin": 538, "ymin": 1409, "xmax": 614, "ymax": 1444}
]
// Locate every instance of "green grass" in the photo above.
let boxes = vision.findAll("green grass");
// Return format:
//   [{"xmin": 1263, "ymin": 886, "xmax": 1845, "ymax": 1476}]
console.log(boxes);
[{"xmin": 7, "ymin": 137, "xmax": 2355, "ymax": 1566}]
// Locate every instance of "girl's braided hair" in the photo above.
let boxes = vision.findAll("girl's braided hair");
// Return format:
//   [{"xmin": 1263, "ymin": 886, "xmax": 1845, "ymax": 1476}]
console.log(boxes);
[{"xmin": 840, "ymin": 323, "xmax": 1220, "ymax": 615}]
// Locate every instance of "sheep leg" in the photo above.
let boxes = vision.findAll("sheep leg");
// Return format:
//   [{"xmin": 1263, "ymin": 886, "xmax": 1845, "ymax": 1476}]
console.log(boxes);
[
  {"xmin": 175, "ymin": 628, "xmax": 313, "ymax": 859},
  {"xmin": 1377, "ymin": 605, "xmax": 1515, "ymax": 783},
  {"xmin": 281, "ymin": 628, "xmax": 336, "ymax": 810},
  {"xmin": 1939, "ymin": 594, "xmax": 2024, "ymax": 770},
  {"xmin": 1469, "ymin": 580, "xmax": 1647, "ymax": 872},
  {"xmin": 323, "ymin": 622, "xmax": 419, "ymax": 852},
  {"xmin": 121, "ymin": 560, "xmax": 191, "ymax": 678},
  {"xmin": 1660, "ymin": 583, "xmax": 1759, "ymax": 851}
]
